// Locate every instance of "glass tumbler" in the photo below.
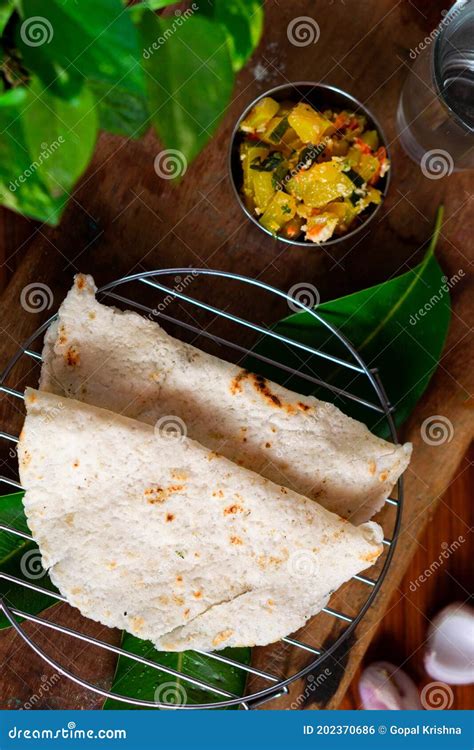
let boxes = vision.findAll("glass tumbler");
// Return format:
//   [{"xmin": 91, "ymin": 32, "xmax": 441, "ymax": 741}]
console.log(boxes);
[{"xmin": 397, "ymin": 0, "xmax": 474, "ymax": 173}]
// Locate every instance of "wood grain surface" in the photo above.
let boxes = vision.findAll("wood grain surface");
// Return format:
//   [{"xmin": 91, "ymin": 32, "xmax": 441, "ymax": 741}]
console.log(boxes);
[{"xmin": 0, "ymin": 0, "xmax": 473, "ymax": 710}]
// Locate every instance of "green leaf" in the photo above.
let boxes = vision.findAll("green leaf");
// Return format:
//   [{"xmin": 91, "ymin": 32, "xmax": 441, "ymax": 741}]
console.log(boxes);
[
  {"xmin": 22, "ymin": 77, "xmax": 98, "ymax": 196},
  {"xmin": 0, "ymin": 0, "xmax": 17, "ymax": 34},
  {"xmin": 0, "ymin": 88, "xmax": 67, "ymax": 223},
  {"xmin": 139, "ymin": 10, "xmax": 234, "ymax": 164},
  {"xmin": 132, "ymin": 0, "xmax": 181, "ymax": 10},
  {"xmin": 0, "ymin": 492, "xmax": 59, "ymax": 629},
  {"xmin": 18, "ymin": 0, "xmax": 149, "ymax": 137},
  {"xmin": 248, "ymin": 208, "xmax": 451, "ymax": 438},
  {"xmin": 0, "ymin": 79, "xmax": 98, "ymax": 224},
  {"xmin": 103, "ymin": 632, "xmax": 250, "ymax": 709},
  {"xmin": 199, "ymin": 0, "xmax": 264, "ymax": 72}
]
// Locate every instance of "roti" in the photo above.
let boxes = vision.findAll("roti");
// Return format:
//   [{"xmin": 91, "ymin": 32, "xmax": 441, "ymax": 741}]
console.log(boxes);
[
  {"xmin": 19, "ymin": 388, "xmax": 383, "ymax": 651},
  {"xmin": 40, "ymin": 275, "xmax": 411, "ymax": 523}
]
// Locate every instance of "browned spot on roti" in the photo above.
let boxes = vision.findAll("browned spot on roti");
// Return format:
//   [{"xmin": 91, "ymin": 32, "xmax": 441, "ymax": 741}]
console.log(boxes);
[
  {"xmin": 166, "ymin": 513, "xmax": 175, "ymax": 522},
  {"xmin": 230, "ymin": 535, "xmax": 243, "ymax": 545},
  {"xmin": 145, "ymin": 484, "xmax": 184, "ymax": 504},
  {"xmin": 65, "ymin": 346, "xmax": 80, "ymax": 367},
  {"xmin": 73, "ymin": 460, "xmax": 79, "ymax": 468},
  {"xmin": 212, "ymin": 489, "xmax": 224, "ymax": 498},
  {"xmin": 193, "ymin": 590, "xmax": 202, "ymax": 599},
  {"xmin": 224, "ymin": 503, "xmax": 243, "ymax": 515},
  {"xmin": 184, "ymin": 608, "xmax": 190, "ymax": 617},
  {"xmin": 361, "ymin": 548, "xmax": 382, "ymax": 563},
  {"xmin": 173, "ymin": 595, "xmax": 184, "ymax": 606},
  {"xmin": 230, "ymin": 370, "xmax": 247, "ymax": 395},
  {"xmin": 212, "ymin": 629, "xmax": 233, "ymax": 647},
  {"xmin": 257, "ymin": 553, "xmax": 287, "ymax": 570},
  {"xmin": 26, "ymin": 392, "xmax": 36, "ymax": 405},
  {"xmin": 368, "ymin": 460, "xmax": 376, "ymax": 476},
  {"xmin": 265, "ymin": 442, "xmax": 271, "ymax": 448},
  {"xmin": 20, "ymin": 449, "xmax": 31, "ymax": 468},
  {"xmin": 131, "ymin": 616, "xmax": 144, "ymax": 633},
  {"xmin": 379, "ymin": 470, "xmax": 389, "ymax": 482},
  {"xmin": 88, "ymin": 311, "xmax": 96, "ymax": 320},
  {"xmin": 280, "ymin": 487, "xmax": 288, "ymax": 494},
  {"xmin": 58, "ymin": 325, "xmax": 67, "ymax": 345},
  {"xmin": 65, "ymin": 513, "xmax": 74, "ymax": 527},
  {"xmin": 75, "ymin": 274, "xmax": 93, "ymax": 293}
]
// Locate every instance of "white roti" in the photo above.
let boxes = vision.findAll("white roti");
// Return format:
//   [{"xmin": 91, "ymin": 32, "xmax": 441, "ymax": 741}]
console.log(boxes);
[
  {"xmin": 40, "ymin": 275, "xmax": 411, "ymax": 523},
  {"xmin": 19, "ymin": 389, "xmax": 383, "ymax": 651}
]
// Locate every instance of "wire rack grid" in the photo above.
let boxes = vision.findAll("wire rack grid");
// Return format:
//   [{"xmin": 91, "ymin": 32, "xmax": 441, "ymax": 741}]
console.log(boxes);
[{"xmin": 0, "ymin": 268, "xmax": 403, "ymax": 709}]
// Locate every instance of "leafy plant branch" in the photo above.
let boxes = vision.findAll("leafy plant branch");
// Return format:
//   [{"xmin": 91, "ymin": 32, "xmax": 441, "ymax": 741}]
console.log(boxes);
[{"xmin": 0, "ymin": 0, "xmax": 264, "ymax": 224}]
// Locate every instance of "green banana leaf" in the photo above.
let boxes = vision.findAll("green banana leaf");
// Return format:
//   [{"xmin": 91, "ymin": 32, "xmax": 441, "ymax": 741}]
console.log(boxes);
[
  {"xmin": 247, "ymin": 208, "xmax": 451, "ymax": 438},
  {"xmin": 103, "ymin": 632, "xmax": 250, "ymax": 710},
  {"xmin": 0, "ymin": 491, "xmax": 59, "ymax": 628}
]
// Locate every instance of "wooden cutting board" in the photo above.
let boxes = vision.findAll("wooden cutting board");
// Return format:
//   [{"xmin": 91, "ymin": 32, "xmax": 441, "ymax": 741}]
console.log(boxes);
[{"xmin": 0, "ymin": 0, "xmax": 472, "ymax": 710}]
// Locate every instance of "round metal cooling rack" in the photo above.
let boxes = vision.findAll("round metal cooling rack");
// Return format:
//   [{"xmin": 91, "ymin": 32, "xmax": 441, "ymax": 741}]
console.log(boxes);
[{"xmin": 0, "ymin": 268, "xmax": 403, "ymax": 709}]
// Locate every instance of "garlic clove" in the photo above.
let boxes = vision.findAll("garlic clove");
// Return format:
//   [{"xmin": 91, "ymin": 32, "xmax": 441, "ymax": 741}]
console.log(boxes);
[
  {"xmin": 359, "ymin": 661, "xmax": 422, "ymax": 710},
  {"xmin": 424, "ymin": 603, "xmax": 474, "ymax": 685}
]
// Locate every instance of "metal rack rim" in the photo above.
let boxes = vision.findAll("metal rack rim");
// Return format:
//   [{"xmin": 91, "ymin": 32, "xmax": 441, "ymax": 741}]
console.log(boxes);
[{"xmin": 0, "ymin": 267, "xmax": 404, "ymax": 709}]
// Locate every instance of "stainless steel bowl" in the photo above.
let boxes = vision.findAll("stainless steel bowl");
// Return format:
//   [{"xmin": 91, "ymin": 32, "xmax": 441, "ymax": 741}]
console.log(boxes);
[{"xmin": 228, "ymin": 82, "xmax": 391, "ymax": 248}]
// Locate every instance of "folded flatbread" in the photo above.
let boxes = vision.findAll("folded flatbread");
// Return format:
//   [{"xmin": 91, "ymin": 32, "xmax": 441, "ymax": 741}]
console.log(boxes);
[
  {"xmin": 19, "ymin": 388, "xmax": 383, "ymax": 652},
  {"xmin": 40, "ymin": 275, "xmax": 411, "ymax": 523}
]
